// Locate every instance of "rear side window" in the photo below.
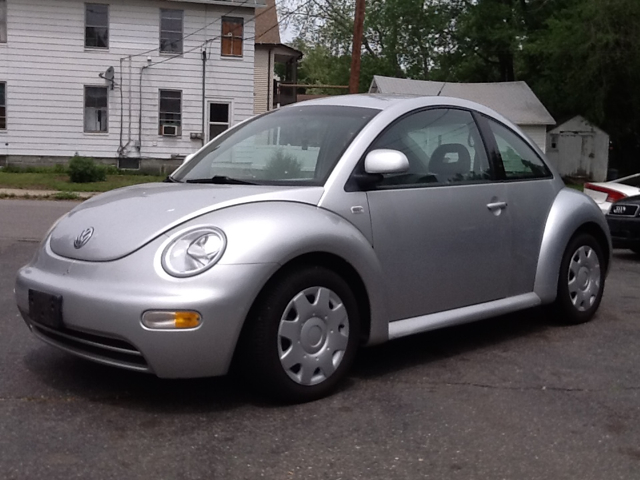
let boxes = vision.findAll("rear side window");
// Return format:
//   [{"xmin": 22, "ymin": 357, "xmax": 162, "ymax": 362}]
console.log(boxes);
[{"xmin": 487, "ymin": 119, "xmax": 551, "ymax": 180}]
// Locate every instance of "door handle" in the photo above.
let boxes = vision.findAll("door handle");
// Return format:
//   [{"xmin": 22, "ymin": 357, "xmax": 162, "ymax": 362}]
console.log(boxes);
[{"xmin": 486, "ymin": 201, "xmax": 508, "ymax": 210}]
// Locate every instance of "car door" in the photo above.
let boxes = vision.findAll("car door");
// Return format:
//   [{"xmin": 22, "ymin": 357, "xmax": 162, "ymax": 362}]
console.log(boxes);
[
  {"xmin": 364, "ymin": 108, "xmax": 511, "ymax": 321},
  {"xmin": 480, "ymin": 116, "xmax": 558, "ymax": 297}
]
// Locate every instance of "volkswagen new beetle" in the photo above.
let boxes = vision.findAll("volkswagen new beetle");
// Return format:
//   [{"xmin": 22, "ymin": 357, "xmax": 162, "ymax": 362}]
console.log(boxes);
[{"xmin": 15, "ymin": 95, "xmax": 611, "ymax": 402}]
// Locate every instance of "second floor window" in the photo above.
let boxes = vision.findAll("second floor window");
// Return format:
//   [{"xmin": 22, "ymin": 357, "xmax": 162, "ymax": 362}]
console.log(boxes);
[
  {"xmin": 0, "ymin": 0, "xmax": 7, "ymax": 43},
  {"xmin": 221, "ymin": 17, "xmax": 243, "ymax": 57},
  {"xmin": 160, "ymin": 9, "xmax": 183, "ymax": 54},
  {"xmin": 85, "ymin": 4, "xmax": 109, "ymax": 49},
  {"xmin": 0, "ymin": 82, "xmax": 6, "ymax": 129},
  {"xmin": 84, "ymin": 86, "xmax": 108, "ymax": 133}
]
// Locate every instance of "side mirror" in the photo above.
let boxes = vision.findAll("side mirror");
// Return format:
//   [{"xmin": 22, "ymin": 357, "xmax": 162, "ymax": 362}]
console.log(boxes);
[{"xmin": 364, "ymin": 149, "xmax": 409, "ymax": 175}]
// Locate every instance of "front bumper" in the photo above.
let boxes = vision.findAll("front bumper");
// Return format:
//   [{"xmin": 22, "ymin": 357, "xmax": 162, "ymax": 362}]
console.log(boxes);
[
  {"xmin": 15, "ymin": 237, "xmax": 278, "ymax": 378},
  {"xmin": 606, "ymin": 216, "xmax": 640, "ymax": 249}
]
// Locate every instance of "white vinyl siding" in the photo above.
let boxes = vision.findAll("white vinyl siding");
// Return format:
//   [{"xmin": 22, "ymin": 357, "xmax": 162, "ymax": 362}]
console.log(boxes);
[
  {"xmin": 0, "ymin": 0, "xmax": 255, "ymax": 160},
  {"xmin": 253, "ymin": 47, "xmax": 272, "ymax": 115},
  {"xmin": 519, "ymin": 125, "xmax": 547, "ymax": 153}
]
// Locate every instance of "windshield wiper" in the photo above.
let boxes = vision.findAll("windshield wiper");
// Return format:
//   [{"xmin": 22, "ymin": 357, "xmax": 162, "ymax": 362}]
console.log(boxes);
[{"xmin": 185, "ymin": 175, "xmax": 257, "ymax": 185}]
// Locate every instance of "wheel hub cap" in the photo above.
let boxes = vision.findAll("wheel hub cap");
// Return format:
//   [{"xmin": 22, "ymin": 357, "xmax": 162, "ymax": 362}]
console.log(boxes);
[
  {"xmin": 567, "ymin": 245, "xmax": 601, "ymax": 312},
  {"xmin": 301, "ymin": 318, "xmax": 326, "ymax": 354},
  {"xmin": 278, "ymin": 286, "xmax": 350, "ymax": 386}
]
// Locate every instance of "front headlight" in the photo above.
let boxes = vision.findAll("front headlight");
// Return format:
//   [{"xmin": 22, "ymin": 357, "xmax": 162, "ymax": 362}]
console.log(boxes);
[{"xmin": 161, "ymin": 227, "xmax": 227, "ymax": 278}]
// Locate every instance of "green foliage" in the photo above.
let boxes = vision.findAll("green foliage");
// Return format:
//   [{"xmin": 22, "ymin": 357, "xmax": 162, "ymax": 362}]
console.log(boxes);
[
  {"xmin": 67, "ymin": 156, "xmax": 107, "ymax": 183},
  {"xmin": 264, "ymin": 150, "xmax": 302, "ymax": 179},
  {"xmin": 53, "ymin": 191, "xmax": 80, "ymax": 200}
]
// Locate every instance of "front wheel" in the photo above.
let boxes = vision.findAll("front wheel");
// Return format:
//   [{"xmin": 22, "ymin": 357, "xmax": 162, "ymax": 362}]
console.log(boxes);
[
  {"xmin": 238, "ymin": 266, "xmax": 360, "ymax": 403},
  {"xmin": 553, "ymin": 233, "xmax": 605, "ymax": 324}
]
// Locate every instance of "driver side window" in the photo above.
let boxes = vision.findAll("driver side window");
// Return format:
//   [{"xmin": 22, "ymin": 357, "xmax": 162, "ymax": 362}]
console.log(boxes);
[{"xmin": 369, "ymin": 108, "xmax": 491, "ymax": 187}]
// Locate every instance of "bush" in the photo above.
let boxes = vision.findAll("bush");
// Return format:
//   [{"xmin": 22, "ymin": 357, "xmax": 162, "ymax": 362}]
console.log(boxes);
[
  {"xmin": 264, "ymin": 150, "xmax": 302, "ymax": 179},
  {"xmin": 68, "ymin": 156, "xmax": 106, "ymax": 183}
]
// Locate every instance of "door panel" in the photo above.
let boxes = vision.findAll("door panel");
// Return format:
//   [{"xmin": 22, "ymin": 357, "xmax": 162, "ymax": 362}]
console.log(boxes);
[
  {"xmin": 368, "ymin": 183, "xmax": 509, "ymax": 321},
  {"xmin": 362, "ymin": 108, "xmax": 510, "ymax": 322}
]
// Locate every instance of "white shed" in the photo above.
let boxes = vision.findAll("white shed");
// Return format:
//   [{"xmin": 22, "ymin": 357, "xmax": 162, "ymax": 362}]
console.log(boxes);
[
  {"xmin": 369, "ymin": 76, "xmax": 555, "ymax": 152},
  {"xmin": 546, "ymin": 116, "xmax": 609, "ymax": 182}
]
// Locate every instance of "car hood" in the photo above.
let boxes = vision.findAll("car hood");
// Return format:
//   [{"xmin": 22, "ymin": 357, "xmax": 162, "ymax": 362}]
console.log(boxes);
[{"xmin": 49, "ymin": 182, "xmax": 324, "ymax": 261}]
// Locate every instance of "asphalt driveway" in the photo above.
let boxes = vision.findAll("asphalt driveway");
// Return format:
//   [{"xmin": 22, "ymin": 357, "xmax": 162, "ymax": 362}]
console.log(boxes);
[{"xmin": 1, "ymin": 199, "xmax": 639, "ymax": 479}]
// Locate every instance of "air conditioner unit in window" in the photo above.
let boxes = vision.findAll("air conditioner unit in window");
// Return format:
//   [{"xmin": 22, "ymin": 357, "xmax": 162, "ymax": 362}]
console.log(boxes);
[{"xmin": 162, "ymin": 125, "xmax": 179, "ymax": 136}]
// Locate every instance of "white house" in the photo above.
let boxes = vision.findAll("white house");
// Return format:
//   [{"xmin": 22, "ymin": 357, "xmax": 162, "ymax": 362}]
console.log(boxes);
[
  {"xmin": 546, "ymin": 115, "xmax": 610, "ymax": 182},
  {"xmin": 0, "ymin": 0, "xmax": 264, "ymax": 171},
  {"xmin": 369, "ymin": 75, "xmax": 555, "ymax": 152}
]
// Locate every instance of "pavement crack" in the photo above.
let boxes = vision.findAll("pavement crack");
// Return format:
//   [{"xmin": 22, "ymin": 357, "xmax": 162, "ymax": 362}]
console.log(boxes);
[{"xmin": 420, "ymin": 380, "xmax": 640, "ymax": 393}]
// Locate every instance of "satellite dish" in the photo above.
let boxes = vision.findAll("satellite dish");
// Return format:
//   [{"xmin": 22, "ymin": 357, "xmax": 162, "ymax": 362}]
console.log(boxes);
[{"xmin": 103, "ymin": 66, "xmax": 115, "ymax": 82}]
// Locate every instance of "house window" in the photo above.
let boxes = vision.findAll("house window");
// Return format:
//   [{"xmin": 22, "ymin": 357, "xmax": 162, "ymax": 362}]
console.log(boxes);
[
  {"xmin": 84, "ymin": 86, "xmax": 108, "ymax": 133},
  {"xmin": 159, "ymin": 90, "xmax": 182, "ymax": 135},
  {"xmin": 160, "ymin": 9, "xmax": 183, "ymax": 54},
  {"xmin": 208, "ymin": 103, "xmax": 229, "ymax": 140},
  {"xmin": 85, "ymin": 4, "xmax": 109, "ymax": 49},
  {"xmin": 0, "ymin": 82, "xmax": 6, "ymax": 130},
  {"xmin": 550, "ymin": 134, "xmax": 559, "ymax": 150},
  {"xmin": 0, "ymin": 0, "xmax": 6, "ymax": 43},
  {"xmin": 221, "ymin": 17, "xmax": 243, "ymax": 57}
]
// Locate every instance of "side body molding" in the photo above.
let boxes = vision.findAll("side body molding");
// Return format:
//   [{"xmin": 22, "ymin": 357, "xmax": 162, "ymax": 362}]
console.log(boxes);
[{"xmin": 533, "ymin": 188, "xmax": 612, "ymax": 304}]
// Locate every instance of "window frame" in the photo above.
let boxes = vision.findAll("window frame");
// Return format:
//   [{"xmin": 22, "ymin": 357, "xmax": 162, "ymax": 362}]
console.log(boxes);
[
  {"xmin": 159, "ymin": 8, "xmax": 184, "ymax": 55},
  {"xmin": 347, "ymin": 106, "xmax": 498, "ymax": 192},
  {"xmin": 83, "ymin": 85, "xmax": 109, "ymax": 133},
  {"xmin": 221, "ymin": 17, "xmax": 244, "ymax": 57},
  {"xmin": 477, "ymin": 114, "xmax": 553, "ymax": 182},
  {"xmin": 207, "ymin": 101, "xmax": 231, "ymax": 141},
  {"xmin": 0, "ymin": 82, "xmax": 6, "ymax": 130},
  {"xmin": 159, "ymin": 89, "xmax": 182, "ymax": 136},
  {"xmin": 0, "ymin": 0, "xmax": 6, "ymax": 44},
  {"xmin": 84, "ymin": 3, "xmax": 109, "ymax": 49}
]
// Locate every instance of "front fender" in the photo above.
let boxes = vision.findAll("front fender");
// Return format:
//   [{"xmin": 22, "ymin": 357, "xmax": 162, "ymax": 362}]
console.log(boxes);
[
  {"xmin": 178, "ymin": 201, "xmax": 390, "ymax": 345},
  {"xmin": 534, "ymin": 188, "xmax": 612, "ymax": 303}
]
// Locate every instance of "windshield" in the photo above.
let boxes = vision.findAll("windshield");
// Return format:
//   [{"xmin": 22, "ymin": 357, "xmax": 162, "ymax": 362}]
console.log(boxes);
[{"xmin": 172, "ymin": 105, "xmax": 379, "ymax": 186}]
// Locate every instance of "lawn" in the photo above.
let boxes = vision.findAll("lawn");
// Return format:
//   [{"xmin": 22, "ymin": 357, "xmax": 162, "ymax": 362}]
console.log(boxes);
[{"xmin": 0, "ymin": 172, "xmax": 166, "ymax": 192}]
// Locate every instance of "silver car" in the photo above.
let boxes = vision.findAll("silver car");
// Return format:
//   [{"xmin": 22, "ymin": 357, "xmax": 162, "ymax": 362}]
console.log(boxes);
[{"xmin": 15, "ymin": 95, "xmax": 610, "ymax": 402}]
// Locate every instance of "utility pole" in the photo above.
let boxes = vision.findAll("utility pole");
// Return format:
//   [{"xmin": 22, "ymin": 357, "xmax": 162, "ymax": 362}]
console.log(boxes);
[{"xmin": 349, "ymin": 0, "xmax": 366, "ymax": 94}]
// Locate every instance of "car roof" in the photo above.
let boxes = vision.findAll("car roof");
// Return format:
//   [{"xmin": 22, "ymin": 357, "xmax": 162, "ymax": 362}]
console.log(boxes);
[
  {"xmin": 289, "ymin": 93, "xmax": 496, "ymax": 114},
  {"xmin": 286, "ymin": 94, "xmax": 517, "ymax": 128}
]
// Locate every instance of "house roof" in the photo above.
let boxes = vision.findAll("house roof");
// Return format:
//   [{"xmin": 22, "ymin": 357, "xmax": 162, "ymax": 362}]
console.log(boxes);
[
  {"xmin": 255, "ymin": 0, "xmax": 281, "ymax": 44},
  {"xmin": 548, "ymin": 115, "xmax": 608, "ymax": 136},
  {"xmin": 370, "ymin": 75, "xmax": 555, "ymax": 126}
]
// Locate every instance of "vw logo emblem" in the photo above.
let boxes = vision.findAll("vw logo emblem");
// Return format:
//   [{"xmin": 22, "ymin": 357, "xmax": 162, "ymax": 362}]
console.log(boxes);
[{"xmin": 74, "ymin": 227, "xmax": 94, "ymax": 249}]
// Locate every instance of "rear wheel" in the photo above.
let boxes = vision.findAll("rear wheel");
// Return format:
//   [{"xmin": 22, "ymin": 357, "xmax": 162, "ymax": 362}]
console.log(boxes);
[
  {"xmin": 553, "ymin": 233, "xmax": 605, "ymax": 324},
  {"xmin": 239, "ymin": 266, "xmax": 360, "ymax": 403}
]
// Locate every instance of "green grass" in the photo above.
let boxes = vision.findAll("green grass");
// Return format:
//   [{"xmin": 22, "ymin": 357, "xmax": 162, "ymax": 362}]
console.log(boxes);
[
  {"xmin": 565, "ymin": 183, "xmax": 584, "ymax": 192},
  {"xmin": 0, "ymin": 172, "xmax": 166, "ymax": 192}
]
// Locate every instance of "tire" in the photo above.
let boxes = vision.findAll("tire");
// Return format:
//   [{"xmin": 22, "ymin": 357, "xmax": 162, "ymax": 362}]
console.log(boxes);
[
  {"xmin": 238, "ymin": 265, "xmax": 360, "ymax": 403},
  {"xmin": 553, "ymin": 233, "xmax": 605, "ymax": 325}
]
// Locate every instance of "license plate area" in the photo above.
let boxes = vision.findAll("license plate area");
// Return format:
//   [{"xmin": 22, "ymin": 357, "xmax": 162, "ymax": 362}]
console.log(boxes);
[
  {"xmin": 28, "ymin": 290, "xmax": 63, "ymax": 329},
  {"xmin": 609, "ymin": 204, "xmax": 639, "ymax": 217}
]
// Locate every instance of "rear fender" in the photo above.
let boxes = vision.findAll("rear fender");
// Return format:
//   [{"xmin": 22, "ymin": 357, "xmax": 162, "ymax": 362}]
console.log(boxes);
[{"xmin": 534, "ymin": 188, "xmax": 611, "ymax": 303}]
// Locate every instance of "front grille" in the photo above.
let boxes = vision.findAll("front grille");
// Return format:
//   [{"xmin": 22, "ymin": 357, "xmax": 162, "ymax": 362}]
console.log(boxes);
[{"xmin": 29, "ymin": 321, "xmax": 150, "ymax": 372}]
